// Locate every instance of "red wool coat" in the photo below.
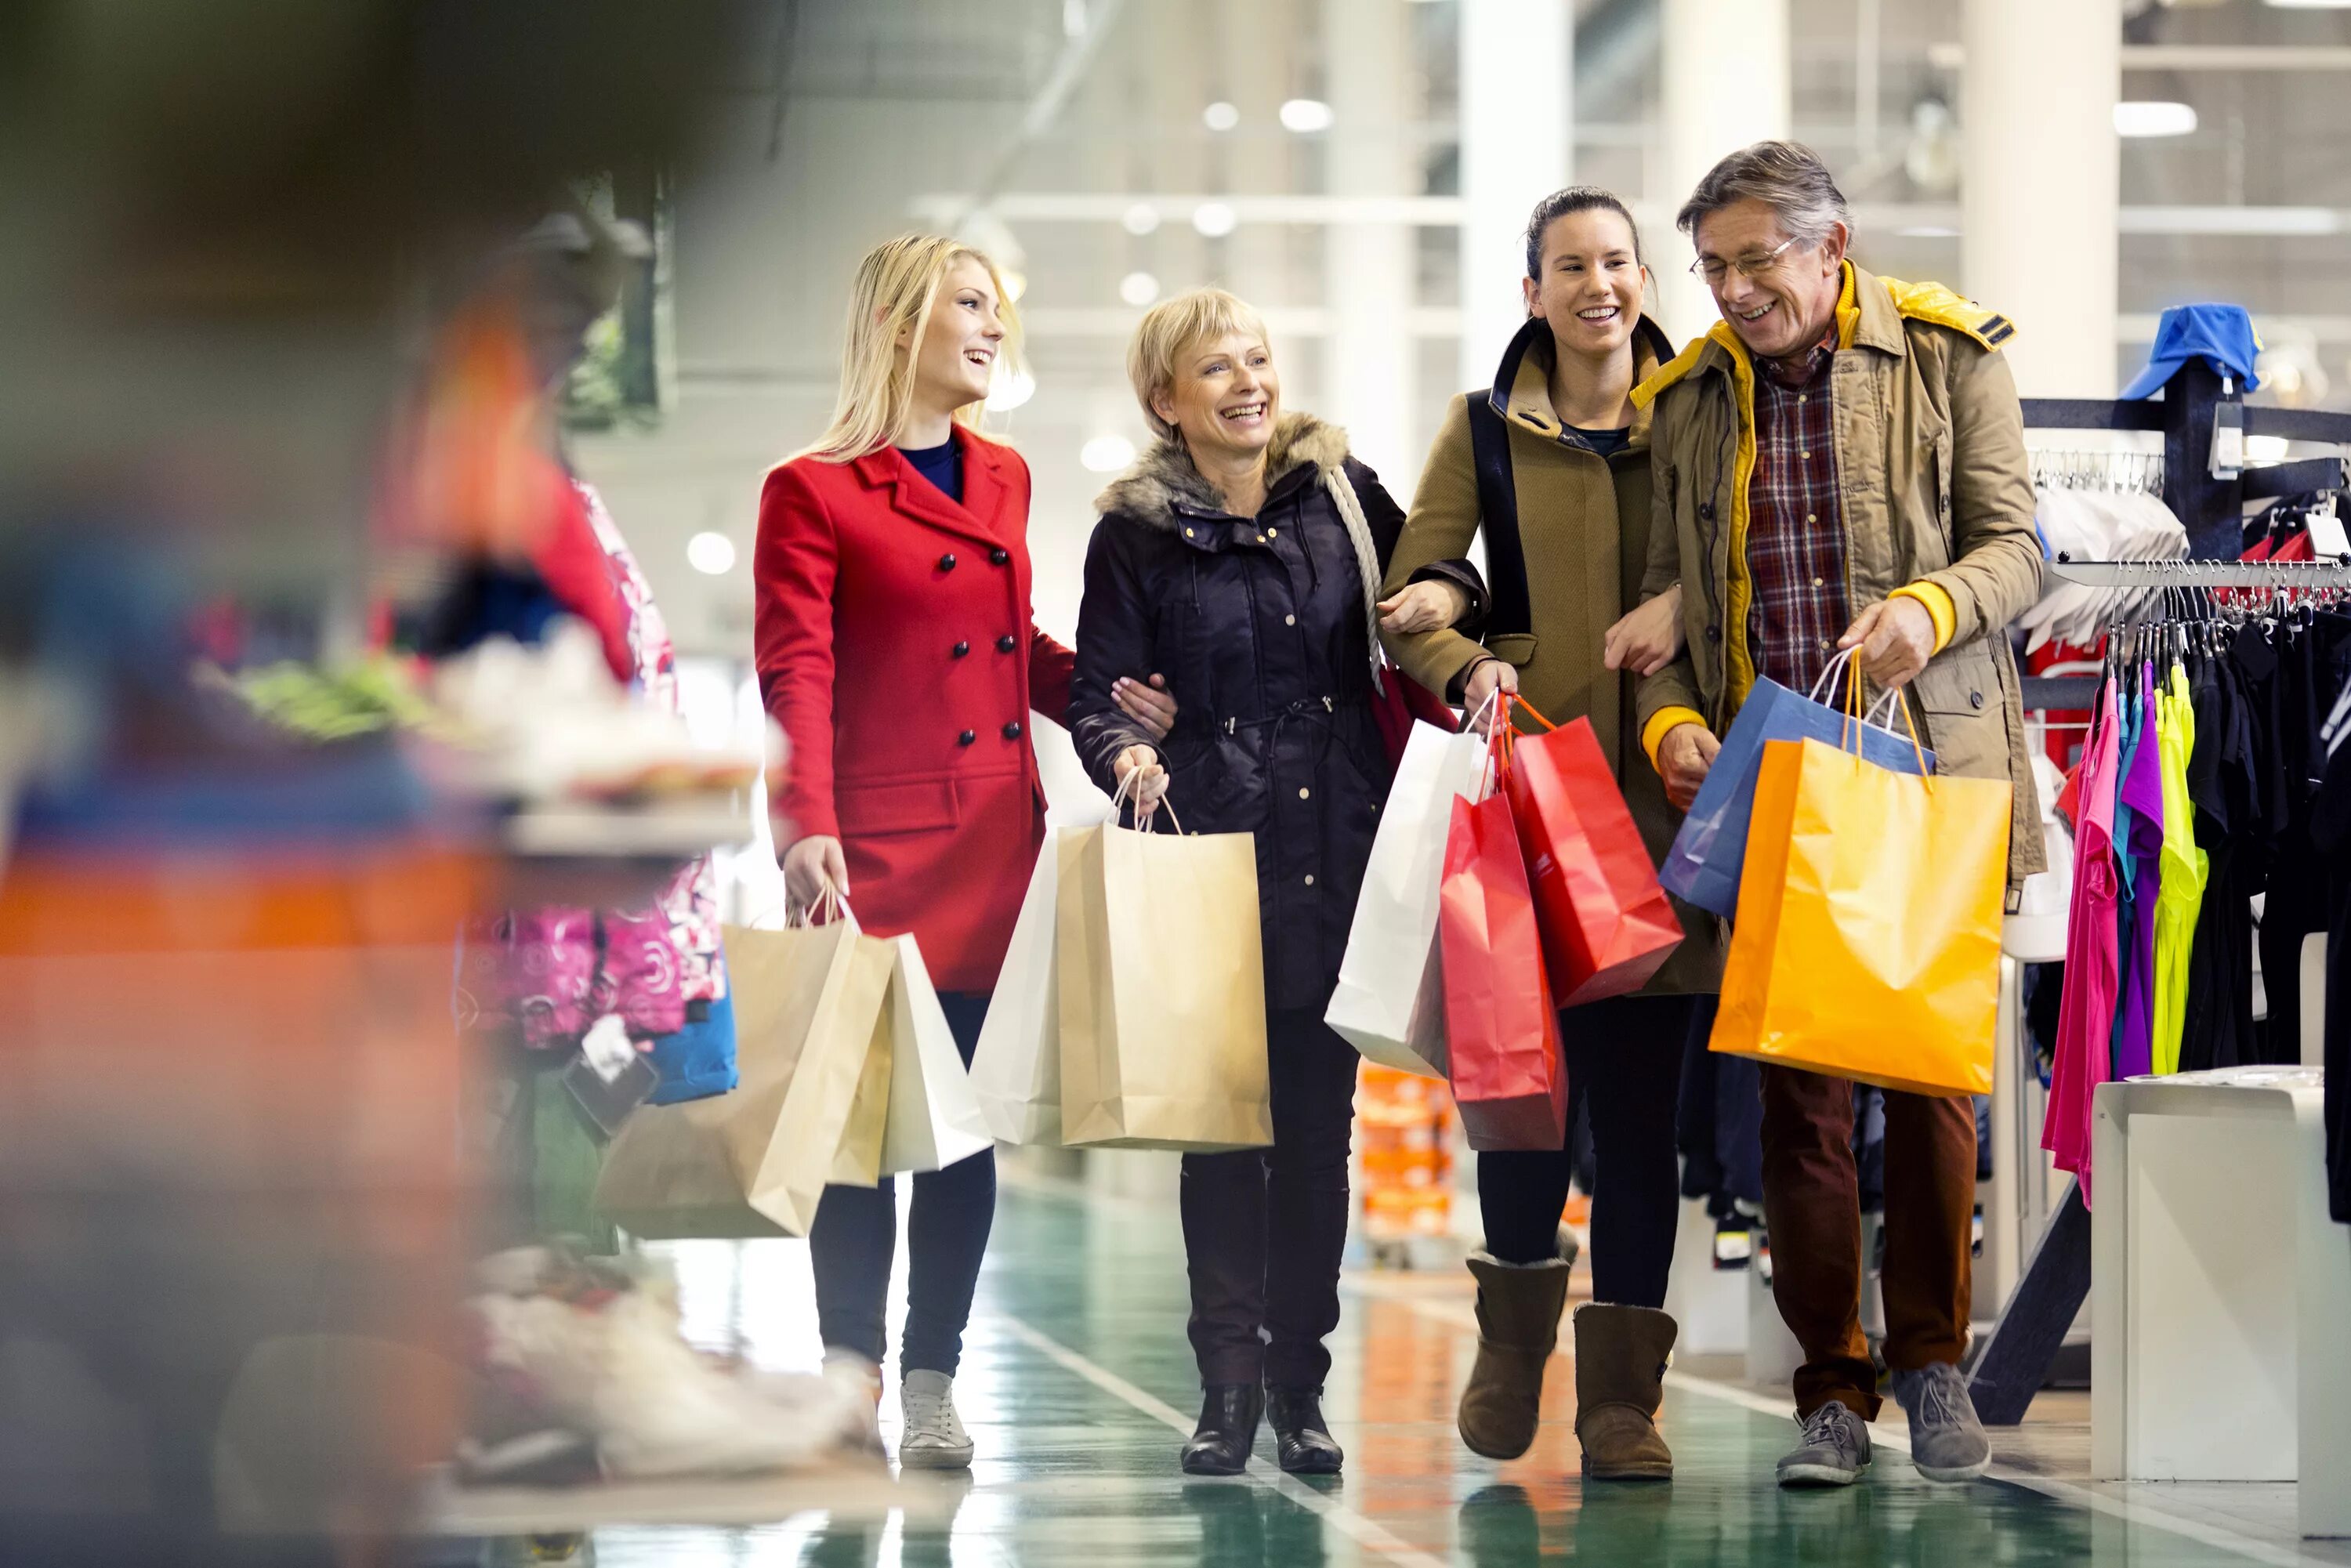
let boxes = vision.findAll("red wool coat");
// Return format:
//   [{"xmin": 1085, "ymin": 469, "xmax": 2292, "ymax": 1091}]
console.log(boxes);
[{"xmin": 754, "ymin": 427, "xmax": 1074, "ymax": 993}]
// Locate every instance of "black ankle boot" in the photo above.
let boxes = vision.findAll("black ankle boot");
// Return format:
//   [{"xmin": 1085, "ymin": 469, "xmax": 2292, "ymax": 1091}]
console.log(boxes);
[
  {"xmin": 1265, "ymin": 1385, "xmax": 1344, "ymax": 1475},
  {"xmin": 1180, "ymin": 1384, "xmax": 1263, "ymax": 1476}
]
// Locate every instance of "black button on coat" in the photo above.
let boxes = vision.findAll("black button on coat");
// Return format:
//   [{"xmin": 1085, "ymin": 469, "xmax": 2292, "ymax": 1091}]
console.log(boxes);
[{"xmin": 1069, "ymin": 413, "xmax": 1414, "ymax": 1012}]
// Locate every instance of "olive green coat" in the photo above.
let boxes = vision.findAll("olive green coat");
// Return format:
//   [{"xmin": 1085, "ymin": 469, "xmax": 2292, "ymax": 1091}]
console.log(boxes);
[
  {"xmin": 1382, "ymin": 315, "xmax": 1722, "ymax": 996},
  {"xmin": 1632, "ymin": 262, "xmax": 2048, "ymax": 882}
]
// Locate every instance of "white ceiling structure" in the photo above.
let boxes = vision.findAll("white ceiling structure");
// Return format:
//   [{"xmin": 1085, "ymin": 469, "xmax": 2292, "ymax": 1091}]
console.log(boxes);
[{"xmin": 575, "ymin": 0, "xmax": 2351, "ymax": 660}]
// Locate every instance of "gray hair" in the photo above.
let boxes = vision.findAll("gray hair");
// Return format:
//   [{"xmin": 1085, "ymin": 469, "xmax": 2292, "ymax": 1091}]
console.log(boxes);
[{"xmin": 1675, "ymin": 140, "xmax": 1853, "ymax": 248}]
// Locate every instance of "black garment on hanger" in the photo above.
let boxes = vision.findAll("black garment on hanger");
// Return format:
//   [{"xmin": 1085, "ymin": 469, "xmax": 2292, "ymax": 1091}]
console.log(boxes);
[
  {"xmin": 2255, "ymin": 612, "xmax": 2351, "ymax": 1063},
  {"xmin": 2182, "ymin": 649, "xmax": 2261, "ymax": 1071},
  {"xmin": 2307, "ymin": 735, "xmax": 2351, "ymax": 1222}
]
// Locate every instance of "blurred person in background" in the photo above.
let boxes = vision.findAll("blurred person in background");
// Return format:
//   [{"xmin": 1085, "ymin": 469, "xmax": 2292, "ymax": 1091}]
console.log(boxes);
[
  {"xmin": 1635, "ymin": 139, "xmax": 2043, "ymax": 1490},
  {"xmin": 1069, "ymin": 288, "xmax": 1469, "ymax": 1479},
  {"xmin": 0, "ymin": 3, "xmax": 740, "ymax": 1559},
  {"xmin": 1380, "ymin": 186, "xmax": 1722, "ymax": 1484},
  {"xmin": 753, "ymin": 234, "xmax": 1176, "ymax": 1470}
]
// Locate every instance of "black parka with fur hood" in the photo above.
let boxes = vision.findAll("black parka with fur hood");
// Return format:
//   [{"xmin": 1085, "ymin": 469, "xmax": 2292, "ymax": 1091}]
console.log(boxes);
[{"xmin": 1069, "ymin": 413, "xmax": 1414, "ymax": 1011}]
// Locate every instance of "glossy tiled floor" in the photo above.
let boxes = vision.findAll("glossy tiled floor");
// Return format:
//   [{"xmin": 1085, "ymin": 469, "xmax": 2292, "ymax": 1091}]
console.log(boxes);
[{"xmin": 559, "ymin": 1175, "xmax": 2349, "ymax": 1567}]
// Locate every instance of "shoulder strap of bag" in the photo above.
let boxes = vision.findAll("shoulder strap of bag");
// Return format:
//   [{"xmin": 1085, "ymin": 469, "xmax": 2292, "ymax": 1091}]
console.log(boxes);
[{"xmin": 1465, "ymin": 392, "xmax": 1532, "ymax": 639}]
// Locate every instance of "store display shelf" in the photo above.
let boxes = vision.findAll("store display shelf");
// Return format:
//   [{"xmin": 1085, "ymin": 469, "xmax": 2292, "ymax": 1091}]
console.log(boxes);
[
  {"xmin": 502, "ymin": 795, "xmax": 758, "ymax": 860},
  {"xmin": 419, "ymin": 1458, "xmax": 945, "ymax": 1534}
]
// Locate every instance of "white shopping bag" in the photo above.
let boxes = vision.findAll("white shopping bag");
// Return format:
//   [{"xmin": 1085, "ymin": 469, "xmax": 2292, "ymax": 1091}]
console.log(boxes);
[
  {"xmin": 1325, "ymin": 718, "xmax": 1489, "ymax": 1077},
  {"xmin": 877, "ymin": 933, "xmax": 996, "ymax": 1174},
  {"xmin": 969, "ymin": 806, "xmax": 1107, "ymax": 1144}
]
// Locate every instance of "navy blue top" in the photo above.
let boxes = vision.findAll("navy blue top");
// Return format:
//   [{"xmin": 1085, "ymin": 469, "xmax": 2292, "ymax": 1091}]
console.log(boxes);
[
  {"xmin": 902, "ymin": 436, "xmax": 962, "ymax": 504},
  {"xmin": 1567, "ymin": 424, "xmax": 1632, "ymax": 458}
]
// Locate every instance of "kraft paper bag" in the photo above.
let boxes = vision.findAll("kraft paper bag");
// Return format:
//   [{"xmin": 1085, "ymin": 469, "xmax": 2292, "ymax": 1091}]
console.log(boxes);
[
  {"xmin": 876, "ymin": 932, "xmax": 995, "ymax": 1174},
  {"xmin": 1710, "ymin": 733, "xmax": 2009, "ymax": 1099},
  {"xmin": 1057, "ymin": 817, "xmax": 1272, "ymax": 1152},
  {"xmin": 968, "ymin": 811, "xmax": 1106, "ymax": 1145},
  {"xmin": 593, "ymin": 918, "xmax": 893, "ymax": 1239},
  {"xmin": 1327, "ymin": 719, "xmax": 1487, "ymax": 1079}
]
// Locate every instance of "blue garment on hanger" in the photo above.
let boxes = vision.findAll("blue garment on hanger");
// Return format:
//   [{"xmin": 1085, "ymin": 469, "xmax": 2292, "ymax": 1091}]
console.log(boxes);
[{"xmin": 2121, "ymin": 304, "xmax": 2262, "ymax": 400}]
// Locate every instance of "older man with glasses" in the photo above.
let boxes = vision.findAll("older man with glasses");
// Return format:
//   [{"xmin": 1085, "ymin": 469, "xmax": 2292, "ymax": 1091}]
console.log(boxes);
[{"xmin": 1630, "ymin": 139, "xmax": 2045, "ymax": 1489}]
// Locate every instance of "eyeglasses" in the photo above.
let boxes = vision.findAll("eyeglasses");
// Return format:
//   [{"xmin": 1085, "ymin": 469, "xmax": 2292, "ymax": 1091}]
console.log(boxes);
[{"xmin": 1689, "ymin": 235, "xmax": 1803, "ymax": 287}]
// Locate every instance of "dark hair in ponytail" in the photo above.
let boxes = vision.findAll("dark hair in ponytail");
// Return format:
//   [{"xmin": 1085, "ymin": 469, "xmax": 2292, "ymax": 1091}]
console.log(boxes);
[{"xmin": 1523, "ymin": 186, "xmax": 1645, "ymax": 277}]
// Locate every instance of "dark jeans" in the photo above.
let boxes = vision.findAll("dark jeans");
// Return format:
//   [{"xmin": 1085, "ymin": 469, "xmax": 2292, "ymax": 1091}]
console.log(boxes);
[
  {"xmin": 1179, "ymin": 1008, "xmax": 1360, "ymax": 1390},
  {"xmin": 1478, "ymin": 994, "xmax": 1699, "ymax": 1309},
  {"xmin": 807, "ymin": 990, "xmax": 995, "ymax": 1378}
]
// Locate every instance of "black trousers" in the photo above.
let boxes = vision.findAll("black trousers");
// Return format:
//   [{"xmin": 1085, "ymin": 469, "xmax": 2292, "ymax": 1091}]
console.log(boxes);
[
  {"xmin": 1179, "ymin": 1008, "xmax": 1360, "ymax": 1390},
  {"xmin": 807, "ymin": 991, "xmax": 996, "ymax": 1378},
  {"xmin": 1477, "ymin": 994, "xmax": 1698, "ymax": 1309}
]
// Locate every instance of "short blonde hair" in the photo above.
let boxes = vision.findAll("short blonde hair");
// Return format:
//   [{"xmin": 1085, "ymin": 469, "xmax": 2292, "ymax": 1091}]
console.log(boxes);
[
  {"xmin": 1125, "ymin": 288, "xmax": 1270, "ymax": 441},
  {"xmin": 799, "ymin": 234, "xmax": 1023, "ymax": 463}
]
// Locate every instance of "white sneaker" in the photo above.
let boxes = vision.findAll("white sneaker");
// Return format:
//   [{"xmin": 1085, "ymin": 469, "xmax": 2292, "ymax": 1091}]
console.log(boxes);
[{"xmin": 897, "ymin": 1369, "xmax": 975, "ymax": 1470}]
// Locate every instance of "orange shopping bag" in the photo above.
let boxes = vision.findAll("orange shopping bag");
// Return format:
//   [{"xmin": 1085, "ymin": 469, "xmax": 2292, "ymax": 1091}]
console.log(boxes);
[{"xmin": 1708, "ymin": 690, "xmax": 2009, "ymax": 1097}]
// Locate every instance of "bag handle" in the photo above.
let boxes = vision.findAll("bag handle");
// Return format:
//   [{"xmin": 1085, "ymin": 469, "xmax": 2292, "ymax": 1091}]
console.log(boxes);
[
  {"xmin": 1835, "ymin": 657, "xmax": 1933, "ymax": 781},
  {"xmin": 1110, "ymin": 762, "xmax": 1187, "ymax": 835},
  {"xmin": 780, "ymin": 885, "xmax": 858, "ymax": 931}
]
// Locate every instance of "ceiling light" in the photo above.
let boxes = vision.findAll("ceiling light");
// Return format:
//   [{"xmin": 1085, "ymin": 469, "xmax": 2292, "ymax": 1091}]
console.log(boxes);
[
  {"xmin": 1202, "ymin": 100, "xmax": 1240, "ymax": 132},
  {"xmin": 1278, "ymin": 98, "xmax": 1334, "ymax": 133},
  {"xmin": 1081, "ymin": 435, "xmax": 1138, "ymax": 473},
  {"xmin": 686, "ymin": 531, "xmax": 737, "ymax": 576},
  {"xmin": 1192, "ymin": 201, "xmax": 1237, "ymax": 238},
  {"xmin": 2114, "ymin": 100, "xmax": 2197, "ymax": 138},
  {"xmin": 1896, "ymin": 226, "xmax": 1961, "ymax": 239},
  {"xmin": 984, "ymin": 364, "xmax": 1035, "ymax": 413},
  {"xmin": 1121, "ymin": 203, "xmax": 1161, "ymax": 236},
  {"xmin": 2266, "ymin": 1, "xmax": 2351, "ymax": 9},
  {"xmin": 1118, "ymin": 270, "xmax": 1160, "ymax": 306}
]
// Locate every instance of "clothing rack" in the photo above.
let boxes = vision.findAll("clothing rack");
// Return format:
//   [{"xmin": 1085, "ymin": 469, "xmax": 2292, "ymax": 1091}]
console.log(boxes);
[{"xmin": 1972, "ymin": 371, "xmax": 2351, "ymax": 1426}]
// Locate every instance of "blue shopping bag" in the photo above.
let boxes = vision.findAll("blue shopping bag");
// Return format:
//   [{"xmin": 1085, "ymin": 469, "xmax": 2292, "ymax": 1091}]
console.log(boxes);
[
  {"xmin": 1658, "ymin": 660, "xmax": 1936, "ymax": 919},
  {"xmin": 646, "ymin": 989, "xmax": 739, "ymax": 1105}
]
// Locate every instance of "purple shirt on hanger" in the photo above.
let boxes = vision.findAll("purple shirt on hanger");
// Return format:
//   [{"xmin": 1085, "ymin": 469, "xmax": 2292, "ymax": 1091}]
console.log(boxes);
[{"xmin": 2116, "ymin": 661, "xmax": 2166, "ymax": 1080}]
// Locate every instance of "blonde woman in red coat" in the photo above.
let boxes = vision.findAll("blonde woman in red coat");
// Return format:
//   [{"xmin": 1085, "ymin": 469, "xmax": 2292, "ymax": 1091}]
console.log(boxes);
[{"xmin": 753, "ymin": 234, "xmax": 1172, "ymax": 1468}]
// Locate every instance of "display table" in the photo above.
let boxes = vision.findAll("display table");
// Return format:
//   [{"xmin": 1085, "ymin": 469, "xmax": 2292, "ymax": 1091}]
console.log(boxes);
[{"xmin": 2088, "ymin": 1068, "xmax": 2351, "ymax": 1538}]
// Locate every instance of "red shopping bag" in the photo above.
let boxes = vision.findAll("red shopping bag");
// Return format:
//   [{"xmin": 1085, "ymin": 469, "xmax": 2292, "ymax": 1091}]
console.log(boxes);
[
  {"xmin": 1437, "ymin": 791, "xmax": 1568, "ymax": 1151},
  {"xmin": 1372, "ymin": 657, "xmax": 1458, "ymax": 773},
  {"xmin": 1502, "ymin": 698, "xmax": 1683, "ymax": 1005}
]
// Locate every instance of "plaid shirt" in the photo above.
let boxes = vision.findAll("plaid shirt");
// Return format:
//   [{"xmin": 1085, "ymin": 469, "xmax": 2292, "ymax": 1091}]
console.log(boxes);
[{"xmin": 1745, "ymin": 339, "xmax": 1851, "ymax": 694}]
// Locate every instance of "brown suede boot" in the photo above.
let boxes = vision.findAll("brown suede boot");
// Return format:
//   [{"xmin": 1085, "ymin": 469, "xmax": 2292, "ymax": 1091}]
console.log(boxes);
[
  {"xmin": 1457, "ymin": 1254, "xmax": 1573, "ymax": 1460},
  {"xmin": 1572, "ymin": 1302, "xmax": 1677, "ymax": 1481}
]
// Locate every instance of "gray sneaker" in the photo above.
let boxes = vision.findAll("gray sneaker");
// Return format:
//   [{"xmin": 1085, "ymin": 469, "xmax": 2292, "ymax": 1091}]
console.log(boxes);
[
  {"xmin": 1893, "ymin": 1363, "xmax": 1991, "ymax": 1482},
  {"xmin": 898, "ymin": 1369, "xmax": 976, "ymax": 1470},
  {"xmin": 1777, "ymin": 1399, "xmax": 1872, "ymax": 1487}
]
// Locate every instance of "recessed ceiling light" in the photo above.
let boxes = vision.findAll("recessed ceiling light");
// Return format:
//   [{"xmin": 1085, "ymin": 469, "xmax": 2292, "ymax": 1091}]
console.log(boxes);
[
  {"xmin": 1202, "ymin": 101, "xmax": 1240, "ymax": 132},
  {"xmin": 1119, "ymin": 271, "xmax": 1160, "ymax": 306},
  {"xmin": 686, "ymin": 531, "xmax": 737, "ymax": 576},
  {"xmin": 1121, "ymin": 203, "xmax": 1161, "ymax": 236},
  {"xmin": 2114, "ymin": 100, "xmax": 2197, "ymax": 138},
  {"xmin": 1278, "ymin": 98, "xmax": 1334, "ymax": 133},
  {"xmin": 1081, "ymin": 435, "xmax": 1138, "ymax": 473},
  {"xmin": 1192, "ymin": 201, "xmax": 1237, "ymax": 238}
]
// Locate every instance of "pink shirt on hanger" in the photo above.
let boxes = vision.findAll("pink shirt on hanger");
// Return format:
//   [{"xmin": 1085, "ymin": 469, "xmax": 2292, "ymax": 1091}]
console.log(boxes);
[{"xmin": 2045, "ymin": 675, "xmax": 2123, "ymax": 1203}]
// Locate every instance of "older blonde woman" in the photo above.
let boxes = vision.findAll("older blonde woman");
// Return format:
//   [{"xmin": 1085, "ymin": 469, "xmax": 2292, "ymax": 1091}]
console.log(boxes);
[{"xmin": 1068, "ymin": 288, "xmax": 1472, "ymax": 1477}]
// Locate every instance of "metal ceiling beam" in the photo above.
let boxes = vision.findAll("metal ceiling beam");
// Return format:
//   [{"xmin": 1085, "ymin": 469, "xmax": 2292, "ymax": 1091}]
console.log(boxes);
[{"xmin": 913, "ymin": 192, "xmax": 2351, "ymax": 238}]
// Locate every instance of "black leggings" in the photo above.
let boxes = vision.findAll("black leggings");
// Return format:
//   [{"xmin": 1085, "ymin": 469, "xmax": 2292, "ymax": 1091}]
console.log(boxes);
[
  {"xmin": 1476, "ymin": 994, "xmax": 1701, "ymax": 1308},
  {"xmin": 1179, "ymin": 1009, "xmax": 1360, "ymax": 1389},
  {"xmin": 807, "ymin": 990, "xmax": 995, "ymax": 1378}
]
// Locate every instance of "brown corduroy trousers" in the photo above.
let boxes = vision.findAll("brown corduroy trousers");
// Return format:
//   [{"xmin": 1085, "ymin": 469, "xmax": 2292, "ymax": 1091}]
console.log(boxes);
[{"xmin": 1759, "ymin": 1064, "xmax": 1977, "ymax": 1421}]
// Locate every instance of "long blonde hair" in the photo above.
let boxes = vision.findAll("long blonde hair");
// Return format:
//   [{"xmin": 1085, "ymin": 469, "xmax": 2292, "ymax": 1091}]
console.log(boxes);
[{"xmin": 798, "ymin": 234, "xmax": 1023, "ymax": 462}]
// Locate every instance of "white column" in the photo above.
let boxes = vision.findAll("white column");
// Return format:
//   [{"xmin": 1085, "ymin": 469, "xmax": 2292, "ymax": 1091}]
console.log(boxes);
[
  {"xmin": 1962, "ymin": 0, "xmax": 2119, "ymax": 397},
  {"xmin": 1324, "ymin": 0, "xmax": 1415, "ymax": 480},
  {"xmin": 1657, "ymin": 0, "xmax": 1791, "ymax": 339},
  {"xmin": 1458, "ymin": 0, "xmax": 1570, "ymax": 392}
]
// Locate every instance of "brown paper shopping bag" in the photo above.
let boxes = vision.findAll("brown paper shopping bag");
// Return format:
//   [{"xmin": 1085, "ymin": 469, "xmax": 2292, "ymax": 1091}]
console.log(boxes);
[
  {"xmin": 1056, "ymin": 817, "xmax": 1272, "ymax": 1152},
  {"xmin": 594, "ymin": 916, "xmax": 893, "ymax": 1239}
]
